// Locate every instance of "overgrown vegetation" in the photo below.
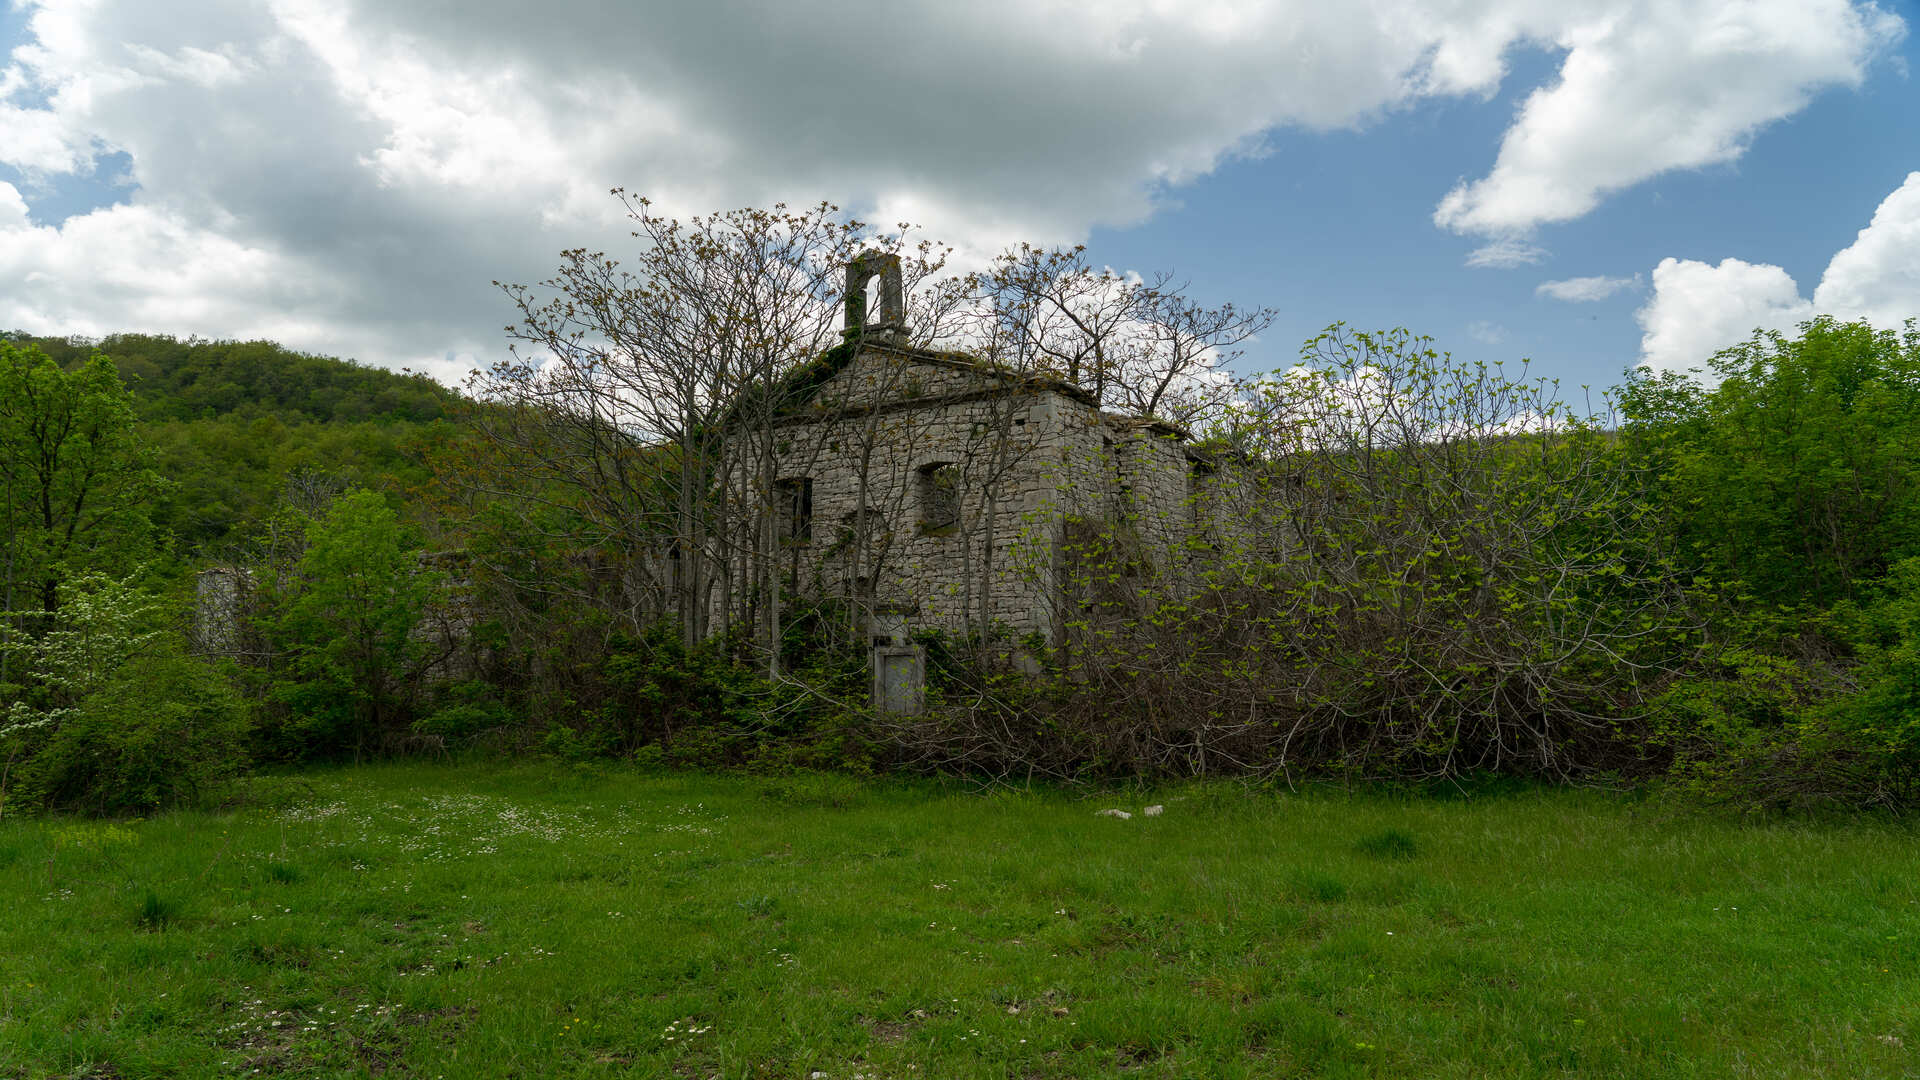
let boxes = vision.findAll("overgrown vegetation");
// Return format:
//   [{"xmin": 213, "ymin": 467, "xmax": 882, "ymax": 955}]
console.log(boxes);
[
  {"xmin": 1621, "ymin": 317, "xmax": 1920, "ymax": 809},
  {"xmin": 889, "ymin": 327, "xmax": 1689, "ymax": 785},
  {"xmin": 2, "ymin": 203, "xmax": 1918, "ymax": 816}
]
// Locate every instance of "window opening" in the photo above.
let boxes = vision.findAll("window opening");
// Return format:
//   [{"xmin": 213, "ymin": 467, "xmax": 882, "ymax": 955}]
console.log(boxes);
[
  {"xmin": 1189, "ymin": 459, "xmax": 1216, "ymax": 525},
  {"xmin": 917, "ymin": 463, "xmax": 959, "ymax": 536},
  {"xmin": 775, "ymin": 477, "xmax": 813, "ymax": 544}
]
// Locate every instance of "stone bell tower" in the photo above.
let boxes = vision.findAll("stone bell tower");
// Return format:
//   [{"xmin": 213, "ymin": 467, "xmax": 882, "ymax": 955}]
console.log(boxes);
[{"xmin": 843, "ymin": 251, "xmax": 907, "ymax": 345}]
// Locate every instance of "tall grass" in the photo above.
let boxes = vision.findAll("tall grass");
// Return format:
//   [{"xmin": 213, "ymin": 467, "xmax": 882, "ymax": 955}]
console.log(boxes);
[{"xmin": 1, "ymin": 764, "xmax": 1915, "ymax": 1078}]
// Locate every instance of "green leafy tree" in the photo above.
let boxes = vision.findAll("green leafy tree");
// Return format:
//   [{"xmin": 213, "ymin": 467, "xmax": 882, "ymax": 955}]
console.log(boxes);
[
  {"xmin": 4, "ymin": 332, "xmax": 457, "ymax": 560},
  {"xmin": 1619, "ymin": 318, "xmax": 1920, "ymax": 808},
  {"xmin": 0, "ymin": 572, "xmax": 163, "ymax": 814},
  {"xmin": 0, "ymin": 342, "xmax": 164, "ymax": 617},
  {"xmin": 1620, "ymin": 316, "xmax": 1920, "ymax": 610},
  {"xmin": 266, "ymin": 489, "xmax": 443, "ymax": 759}
]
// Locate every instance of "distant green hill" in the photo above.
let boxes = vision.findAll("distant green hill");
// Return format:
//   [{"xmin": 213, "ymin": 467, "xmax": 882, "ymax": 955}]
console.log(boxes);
[
  {"xmin": 4, "ymin": 332, "xmax": 465, "ymax": 556},
  {"xmin": 6, "ymin": 332, "xmax": 460, "ymax": 424}
]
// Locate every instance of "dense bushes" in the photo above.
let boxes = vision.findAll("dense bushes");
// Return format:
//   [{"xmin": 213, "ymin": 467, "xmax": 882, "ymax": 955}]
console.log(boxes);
[
  {"xmin": 868, "ymin": 319, "xmax": 1920, "ymax": 808},
  {"xmin": 534, "ymin": 624, "xmax": 761, "ymax": 762},
  {"xmin": 12, "ymin": 651, "xmax": 250, "ymax": 815},
  {"xmin": 1829, "ymin": 559, "xmax": 1920, "ymax": 784},
  {"xmin": 12, "ymin": 317, "xmax": 1920, "ymax": 816},
  {"xmin": 880, "ymin": 329, "xmax": 1689, "ymax": 784},
  {"xmin": 1648, "ymin": 558, "xmax": 1920, "ymax": 811},
  {"xmin": 531, "ymin": 618, "xmax": 876, "ymax": 775},
  {"xmin": 1, "ymin": 573, "xmax": 248, "ymax": 816},
  {"xmin": 1616, "ymin": 318, "xmax": 1920, "ymax": 808}
]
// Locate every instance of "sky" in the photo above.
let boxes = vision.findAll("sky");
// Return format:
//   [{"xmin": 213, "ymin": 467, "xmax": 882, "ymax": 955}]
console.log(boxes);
[{"xmin": 0, "ymin": 0, "xmax": 1915, "ymax": 399}]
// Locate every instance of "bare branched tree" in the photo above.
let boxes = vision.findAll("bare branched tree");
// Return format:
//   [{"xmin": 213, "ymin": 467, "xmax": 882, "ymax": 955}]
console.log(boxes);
[
  {"xmin": 1124, "ymin": 286, "xmax": 1275, "ymax": 430},
  {"xmin": 963, "ymin": 246, "xmax": 1274, "ymax": 433},
  {"xmin": 465, "ymin": 196, "xmax": 952, "ymax": 674}
]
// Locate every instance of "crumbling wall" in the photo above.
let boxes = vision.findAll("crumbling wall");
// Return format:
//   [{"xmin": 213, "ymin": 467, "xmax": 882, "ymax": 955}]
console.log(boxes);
[
  {"xmin": 192, "ymin": 566, "xmax": 253, "ymax": 657},
  {"xmin": 740, "ymin": 342, "xmax": 1285, "ymax": 644},
  {"xmin": 763, "ymin": 353, "xmax": 1098, "ymax": 639}
]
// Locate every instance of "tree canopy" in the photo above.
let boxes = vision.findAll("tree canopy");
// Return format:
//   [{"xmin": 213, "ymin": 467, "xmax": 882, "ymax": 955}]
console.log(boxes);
[
  {"xmin": 0, "ymin": 342, "xmax": 163, "ymax": 614},
  {"xmin": 1620, "ymin": 316, "xmax": 1920, "ymax": 610}
]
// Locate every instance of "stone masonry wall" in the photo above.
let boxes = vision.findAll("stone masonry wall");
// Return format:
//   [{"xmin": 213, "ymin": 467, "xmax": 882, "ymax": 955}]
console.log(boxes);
[
  {"xmin": 748, "ymin": 346, "xmax": 1111, "ymax": 639},
  {"xmin": 741, "ymin": 343, "xmax": 1277, "ymax": 643}
]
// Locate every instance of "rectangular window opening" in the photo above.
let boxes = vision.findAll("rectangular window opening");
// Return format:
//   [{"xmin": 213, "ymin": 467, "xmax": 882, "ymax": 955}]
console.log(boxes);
[
  {"xmin": 775, "ymin": 477, "xmax": 813, "ymax": 544},
  {"xmin": 1189, "ymin": 460, "xmax": 1216, "ymax": 525},
  {"xmin": 917, "ymin": 463, "xmax": 959, "ymax": 536}
]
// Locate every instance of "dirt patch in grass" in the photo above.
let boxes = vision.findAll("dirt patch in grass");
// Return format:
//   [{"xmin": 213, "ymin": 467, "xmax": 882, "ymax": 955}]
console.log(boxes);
[
  {"xmin": 864, "ymin": 1015, "xmax": 916, "ymax": 1045},
  {"xmin": 347, "ymin": 1004, "xmax": 477, "ymax": 1075}
]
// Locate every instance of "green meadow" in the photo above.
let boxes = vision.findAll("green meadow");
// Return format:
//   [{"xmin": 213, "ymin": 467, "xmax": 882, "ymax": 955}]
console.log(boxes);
[{"xmin": 2, "ymin": 764, "xmax": 1916, "ymax": 1079}]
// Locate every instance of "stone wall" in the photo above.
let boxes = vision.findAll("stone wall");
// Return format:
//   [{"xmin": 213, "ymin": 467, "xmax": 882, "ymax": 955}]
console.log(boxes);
[
  {"xmin": 739, "ymin": 342, "xmax": 1278, "ymax": 643},
  {"xmin": 192, "ymin": 566, "xmax": 253, "ymax": 657},
  {"xmin": 756, "ymin": 346, "xmax": 1096, "ymax": 639}
]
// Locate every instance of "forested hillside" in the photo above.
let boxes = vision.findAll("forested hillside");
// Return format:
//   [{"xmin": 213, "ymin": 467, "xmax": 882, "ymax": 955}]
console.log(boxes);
[
  {"xmin": 9, "ymin": 332, "xmax": 456, "ymax": 424},
  {"xmin": 1, "ymin": 332, "xmax": 459, "ymax": 554}
]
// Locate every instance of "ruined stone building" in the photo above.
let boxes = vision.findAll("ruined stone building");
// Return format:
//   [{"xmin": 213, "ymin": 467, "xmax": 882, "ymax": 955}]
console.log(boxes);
[
  {"xmin": 738, "ymin": 254, "xmax": 1246, "ymax": 645},
  {"xmin": 193, "ymin": 256, "xmax": 1251, "ymax": 673}
]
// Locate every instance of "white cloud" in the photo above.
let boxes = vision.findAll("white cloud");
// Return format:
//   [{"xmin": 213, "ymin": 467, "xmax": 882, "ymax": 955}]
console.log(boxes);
[
  {"xmin": 1466, "ymin": 320, "xmax": 1507, "ymax": 345},
  {"xmin": 1536, "ymin": 274, "xmax": 1638, "ymax": 302},
  {"xmin": 0, "ymin": 0, "xmax": 1905, "ymax": 371},
  {"xmin": 1465, "ymin": 236, "xmax": 1548, "ymax": 269},
  {"xmin": 1636, "ymin": 257, "xmax": 1812, "ymax": 374},
  {"xmin": 1814, "ymin": 171, "xmax": 1920, "ymax": 321},
  {"xmin": 1636, "ymin": 171, "xmax": 1920, "ymax": 373},
  {"xmin": 0, "ymin": 100, "xmax": 90, "ymax": 174},
  {"xmin": 0, "ymin": 186, "xmax": 483, "ymax": 385},
  {"xmin": 1436, "ymin": 0, "xmax": 1903, "ymax": 240},
  {"xmin": 0, "ymin": 181, "xmax": 29, "ymax": 227}
]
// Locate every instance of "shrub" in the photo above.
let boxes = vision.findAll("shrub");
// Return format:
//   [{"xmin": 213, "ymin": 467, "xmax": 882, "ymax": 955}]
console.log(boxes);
[
  {"xmin": 13, "ymin": 651, "xmax": 251, "ymax": 815},
  {"xmin": 536, "ymin": 618, "xmax": 877, "ymax": 774},
  {"xmin": 526, "ymin": 624, "xmax": 752, "ymax": 764},
  {"xmin": 1648, "ymin": 637, "xmax": 1911, "ymax": 811},
  {"xmin": 415, "ymin": 680, "xmax": 514, "ymax": 747}
]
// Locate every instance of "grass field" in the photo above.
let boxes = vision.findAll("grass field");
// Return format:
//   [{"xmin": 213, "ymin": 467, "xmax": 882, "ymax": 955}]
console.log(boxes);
[{"xmin": 1, "ymin": 764, "xmax": 1916, "ymax": 1079}]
